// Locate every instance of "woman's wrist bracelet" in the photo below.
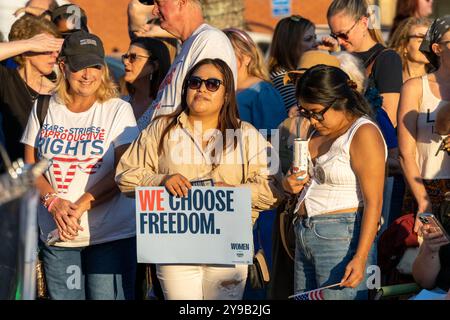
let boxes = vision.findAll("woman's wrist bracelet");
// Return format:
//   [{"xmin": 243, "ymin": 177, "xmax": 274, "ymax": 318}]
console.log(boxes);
[
  {"xmin": 47, "ymin": 197, "xmax": 59, "ymax": 213},
  {"xmin": 41, "ymin": 192, "xmax": 57, "ymax": 208}
]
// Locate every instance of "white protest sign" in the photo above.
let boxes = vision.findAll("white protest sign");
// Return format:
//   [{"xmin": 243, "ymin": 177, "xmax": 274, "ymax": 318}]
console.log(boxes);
[{"xmin": 135, "ymin": 186, "xmax": 253, "ymax": 264}]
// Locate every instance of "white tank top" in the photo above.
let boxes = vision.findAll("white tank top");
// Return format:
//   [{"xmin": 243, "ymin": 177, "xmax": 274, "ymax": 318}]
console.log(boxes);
[
  {"xmin": 416, "ymin": 75, "xmax": 450, "ymax": 180},
  {"xmin": 296, "ymin": 117, "xmax": 387, "ymax": 217}
]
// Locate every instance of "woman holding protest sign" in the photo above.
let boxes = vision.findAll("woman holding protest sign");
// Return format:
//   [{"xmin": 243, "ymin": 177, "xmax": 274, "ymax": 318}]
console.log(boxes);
[
  {"xmin": 21, "ymin": 31, "xmax": 140, "ymax": 300},
  {"xmin": 282, "ymin": 65, "xmax": 386, "ymax": 300},
  {"xmin": 116, "ymin": 58, "xmax": 285, "ymax": 300}
]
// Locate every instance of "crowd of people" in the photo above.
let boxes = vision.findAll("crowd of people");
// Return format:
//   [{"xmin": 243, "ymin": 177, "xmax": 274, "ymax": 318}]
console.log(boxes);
[{"xmin": 0, "ymin": 0, "xmax": 449, "ymax": 300}]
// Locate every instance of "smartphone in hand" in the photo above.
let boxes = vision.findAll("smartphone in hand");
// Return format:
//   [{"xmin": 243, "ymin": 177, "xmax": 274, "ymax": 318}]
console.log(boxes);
[{"xmin": 418, "ymin": 213, "xmax": 450, "ymax": 242}]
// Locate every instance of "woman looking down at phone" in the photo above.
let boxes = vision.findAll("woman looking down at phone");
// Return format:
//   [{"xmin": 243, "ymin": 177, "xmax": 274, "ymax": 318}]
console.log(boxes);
[
  {"xmin": 115, "ymin": 58, "xmax": 284, "ymax": 300},
  {"xmin": 281, "ymin": 65, "xmax": 386, "ymax": 300}
]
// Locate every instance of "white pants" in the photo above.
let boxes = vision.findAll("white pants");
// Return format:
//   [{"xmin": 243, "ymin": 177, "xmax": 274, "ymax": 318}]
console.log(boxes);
[{"xmin": 156, "ymin": 264, "xmax": 248, "ymax": 300}]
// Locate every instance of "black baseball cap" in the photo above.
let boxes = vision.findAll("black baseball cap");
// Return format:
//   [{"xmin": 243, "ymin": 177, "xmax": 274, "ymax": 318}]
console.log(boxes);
[{"xmin": 60, "ymin": 31, "xmax": 105, "ymax": 72}]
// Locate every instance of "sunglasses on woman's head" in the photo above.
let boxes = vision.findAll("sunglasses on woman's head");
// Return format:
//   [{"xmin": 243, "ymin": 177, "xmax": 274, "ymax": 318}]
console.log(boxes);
[
  {"xmin": 298, "ymin": 104, "xmax": 333, "ymax": 121},
  {"xmin": 121, "ymin": 53, "xmax": 150, "ymax": 63},
  {"xmin": 187, "ymin": 76, "xmax": 223, "ymax": 92}
]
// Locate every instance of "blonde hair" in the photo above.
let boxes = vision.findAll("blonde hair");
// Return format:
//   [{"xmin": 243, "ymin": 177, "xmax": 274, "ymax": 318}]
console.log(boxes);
[
  {"xmin": 55, "ymin": 64, "xmax": 119, "ymax": 105},
  {"xmin": 334, "ymin": 51, "xmax": 367, "ymax": 93},
  {"xmin": 8, "ymin": 14, "xmax": 60, "ymax": 66},
  {"xmin": 223, "ymin": 28, "xmax": 269, "ymax": 82},
  {"xmin": 388, "ymin": 17, "xmax": 432, "ymax": 69},
  {"xmin": 327, "ymin": 0, "xmax": 385, "ymax": 46}
]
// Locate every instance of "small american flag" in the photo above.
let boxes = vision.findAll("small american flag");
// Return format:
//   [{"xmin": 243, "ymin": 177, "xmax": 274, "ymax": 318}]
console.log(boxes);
[
  {"xmin": 292, "ymin": 288, "xmax": 325, "ymax": 300},
  {"xmin": 289, "ymin": 283, "xmax": 341, "ymax": 300}
]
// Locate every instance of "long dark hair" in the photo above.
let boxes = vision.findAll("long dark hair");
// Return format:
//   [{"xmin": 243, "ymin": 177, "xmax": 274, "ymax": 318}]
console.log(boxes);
[
  {"xmin": 156, "ymin": 58, "xmax": 241, "ymax": 157},
  {"xmin": 127, "ymin": 37, "xmax": 171, "ymax": 99},
  {"xmin": 296, "ymin": 64, "xmax": 373, "ymax": 119},
  {"xmin": 269, "ymin": 15, "xmax": 315, "ymax": 73}
]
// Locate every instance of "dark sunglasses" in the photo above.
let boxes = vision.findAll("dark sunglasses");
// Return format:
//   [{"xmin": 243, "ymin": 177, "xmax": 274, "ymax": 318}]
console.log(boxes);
[
  {"xmin": 121, "ymin": 53, "xmax": 150, "ymax": 63},
  {"xmin": 298, "ymin": 104, "xmax": 333, "ymax": 121},
  {"xmin": 407, "ymin": 34, "xmax": 425, "ymax": 42},
  {"xmin": 187, "ymin": 76, "xmax": 223, "ymax": 92},
  {"xmin": 330, "ymin": 19, "xmax": 360, "ymax": 41}
]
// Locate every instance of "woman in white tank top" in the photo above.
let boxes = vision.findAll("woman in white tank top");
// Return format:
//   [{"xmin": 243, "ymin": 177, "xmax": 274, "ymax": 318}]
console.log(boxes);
[
  {"xmin": 398, "ymin": 25, "xmax": 450, "ymax": 234},
  {"xmin": 282, "ymin": 65, "xmax": 386, "ymax": 300}
]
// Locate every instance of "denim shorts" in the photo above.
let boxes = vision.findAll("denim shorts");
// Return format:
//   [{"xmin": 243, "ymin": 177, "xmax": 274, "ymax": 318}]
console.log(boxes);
[
  {"xmin": 293, "ymin": 211, "xmax": 376, "ymax": 300},
  {"xmin": 39, "ymin": 237, "xmax": 137, "ymax": 300}
]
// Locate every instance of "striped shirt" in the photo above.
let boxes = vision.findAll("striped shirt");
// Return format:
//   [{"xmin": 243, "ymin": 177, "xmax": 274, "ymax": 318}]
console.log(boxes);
[{"xmin": 270, "ymin": 68, "xmax": 297, "ymax": 112}]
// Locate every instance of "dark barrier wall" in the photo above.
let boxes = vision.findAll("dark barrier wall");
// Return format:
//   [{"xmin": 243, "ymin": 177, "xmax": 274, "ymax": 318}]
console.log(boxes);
[{"xmin": 0, "ymin": 197, "xmax": 21, "ymax": 299}]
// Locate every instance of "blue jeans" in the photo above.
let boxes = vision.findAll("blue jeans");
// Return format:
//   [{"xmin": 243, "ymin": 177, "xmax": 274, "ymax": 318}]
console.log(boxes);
[
  {"xmin": 39, "ymin": 237, "xmax": 137, "ymax": 300},
  {"xmin": 294, "ymin": 212, "xmax": 376, "ymax": 300}
]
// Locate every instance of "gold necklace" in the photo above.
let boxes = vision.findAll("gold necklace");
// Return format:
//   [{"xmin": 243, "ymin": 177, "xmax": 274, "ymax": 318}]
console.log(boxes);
[{"xmin": 19, "ymin": 68, "xmax": 43, "ymax": 102}]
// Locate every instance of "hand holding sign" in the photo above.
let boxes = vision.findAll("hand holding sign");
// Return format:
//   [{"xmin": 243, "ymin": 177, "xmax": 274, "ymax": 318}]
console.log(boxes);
[
  {"xmin": 163, "ymin": 173, "xmax": 192, "ymax": 197},
  {"xmin": 136, "ymin": 187, "xmax": 253, "ymax": 264}
]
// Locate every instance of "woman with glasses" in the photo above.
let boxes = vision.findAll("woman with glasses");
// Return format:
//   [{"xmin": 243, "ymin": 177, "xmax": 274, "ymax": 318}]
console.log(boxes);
[
  {"xmin": 281, "ymin": 65, "xmax": 386, "ymax": 300},
  {"xmin": 398, "ymin": 16, "xmax": 450, "ymax": 234},
  {"xmin": 116, "ymin": 58, "xmax": 284, "ymax": 300},
  {"xmin": 121, "ymin": 37, "xmax": 172, "ymax": 300},
  {"xmin": 268, "ymin": 15, "xmax": 317, "ymax": 118},
  {"xmin": 326, "ymin": 0, "xmax": 403, "ymax": 128},
  {"xmin": 0, "ymin": 14, "xmax": 63, "ymax": 161},
  {"xmin": 21, "ymin": 31, "xmax": 140, "ymax": 300},
  {"xmin": 389, "ymin": 17, "xmax": 432, "ymax": 82},
  {"xmin": 122, "ymin": 37, "xmax": 171, "ymax": 131}
]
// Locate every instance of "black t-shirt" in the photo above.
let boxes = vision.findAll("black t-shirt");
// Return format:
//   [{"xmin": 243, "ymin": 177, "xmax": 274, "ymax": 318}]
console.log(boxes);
[
  {"xmin": 354, "ymin": 43, "xmax": 403, "ymax": 94},
  {"xmin": 0, "ymin": 64, "xmax": 37, "ymax": 161},
  {"xmin": 436, "ymin": 244, "xmax": 450, "ymax": 291}
]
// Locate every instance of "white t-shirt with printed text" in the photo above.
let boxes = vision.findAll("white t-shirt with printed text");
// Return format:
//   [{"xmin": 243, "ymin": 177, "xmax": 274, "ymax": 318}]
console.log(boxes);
[
  {"xmin": 145, "ymin": 23, "xmax": 237, "ymax": 124},
  {"xmin": 21, "ymin": 96, "xmax": 140, "ymax": 247}
]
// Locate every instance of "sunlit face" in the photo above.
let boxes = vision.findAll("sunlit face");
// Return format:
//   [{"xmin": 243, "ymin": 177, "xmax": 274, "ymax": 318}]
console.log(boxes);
[
  {"xmin": 123, "ymin": 44, "xmax": 153, "ymax": 84},
  {"xmin": 152, "ymin": 0, "xmax": 183, "ymax": 37},
  {"xmin": 405, "ymin": 25, "xmax": 429, "ymax": 64},
  {"xmin": 434, "ymin": 30, "xmax": 450, "ymax": 70},
  {"xmin": 299, "ymin": 101, "xmax": 349, "ymax": 136},
  {"xmin": 302, "ymin": 26, "xmax": 317, "ymax": 51},
  {"xmin": 23, "ymin": 33, "xmax": 59, "ymax": 75},
  {"xmin": 63, "ymin": 63, "xmax": 103, "ymax": 98},
  {"xmin": 328, "ymin": 12, "xmax": 366, "ymax": 52},
  {"xmin": 186, "ymin": 64, "xmax": 226, "ymax": 119},
  {"xmin": 416, "ymin": 0, "xmax": 433, "ymax": 18}
]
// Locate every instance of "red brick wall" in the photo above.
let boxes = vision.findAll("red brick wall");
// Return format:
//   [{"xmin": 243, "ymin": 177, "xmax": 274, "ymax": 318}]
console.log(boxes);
[
  {"xmin": 70, "ymin": 0, "xmax": 130, "ymax": 54},
  {"xmin": 70, "ymin": 0, "xmax": 331, "ymax": 54}
]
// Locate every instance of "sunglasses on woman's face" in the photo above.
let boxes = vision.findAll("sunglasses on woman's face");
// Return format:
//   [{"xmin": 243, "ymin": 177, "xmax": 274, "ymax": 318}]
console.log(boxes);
[
  {"xmin": 187, "ymin": 76, "xmax": 223, "ymax": 92},
  {"xmin": 298, "ymin": 104, "xmax": 333, "ymax": 121},
  {"xmin": 121, "ymin": 53, "xmax": 150, "ymax": 63},
  {"xmin": 330, "ymin": 19, "xmax": 360, "ymax": 41}
]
